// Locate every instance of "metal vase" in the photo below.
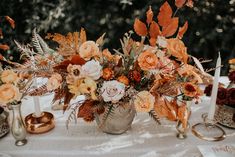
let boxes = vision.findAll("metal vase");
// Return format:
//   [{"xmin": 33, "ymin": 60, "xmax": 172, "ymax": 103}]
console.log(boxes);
[
  {"xmin": 96, "ymin": 101, "xmax": 136, "ymax": 135},
  {"xmin": 11, "ymin": 101, "xmax": 27, "ymax": 146}
]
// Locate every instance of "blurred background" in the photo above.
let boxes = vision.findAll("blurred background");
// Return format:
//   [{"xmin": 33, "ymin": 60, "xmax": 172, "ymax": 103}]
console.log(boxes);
[{"xmin": 0, "ymin": 0, "xmax": 234, "ymax": 75}]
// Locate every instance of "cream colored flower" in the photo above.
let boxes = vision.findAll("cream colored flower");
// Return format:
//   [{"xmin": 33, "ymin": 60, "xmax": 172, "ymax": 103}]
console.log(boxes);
[
  {"xmin": 1, "ymin": 70, "xmax": 19, "ymax": 84},
  {"xmin": 47, "ymin": 73, "xmax": 62, "ymax": 90},
  {"xmin": 67, "ymin": 64, "xmax": 82, "ymax": 77},
  {"xmin": 81, "ymin": 60, "xmax": 102, "ymax": 80},
  {"xmin": 134, "ymin": 91, "xmax": 155, "ymax": 112},
  {"xmin": 101, "ymin": 80, "xmax": 125, "ymax": 103},
  {"xmin": 66, "ymin": 64, "xmax": 82, "ymax": 84},
  {"xmin": 79, "ymin": 41, "xmax": 100, "ymax": 61},
  {"xmin": 69, "ymin": 77, "xmax": 97, "ymax": 100},
  {"xmin": 0, "ymin": 84, "xmax": 22, "ymax": 104},
  {"xmin": 77, "ymin": 77, "xmax": 97, "ymax": 100}
]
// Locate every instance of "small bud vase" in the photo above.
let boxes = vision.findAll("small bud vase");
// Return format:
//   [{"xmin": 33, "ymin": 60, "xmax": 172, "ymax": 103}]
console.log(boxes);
[{"xmin": 11, "ymin": 101, "xmax": 27, "ymax": 146}]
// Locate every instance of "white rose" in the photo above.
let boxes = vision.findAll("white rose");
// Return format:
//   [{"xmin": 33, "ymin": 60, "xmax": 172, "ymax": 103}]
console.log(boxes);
[
  {"xmin": 101, "ymin": 80, "xmax": 125, "ymax": 103},
  {"xmin": 81, "ymin": 60, "xmax": 102, "ymax": 80}
]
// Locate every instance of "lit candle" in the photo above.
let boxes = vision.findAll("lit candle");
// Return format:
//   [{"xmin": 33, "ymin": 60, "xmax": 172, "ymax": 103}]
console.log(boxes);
[
  {"xmin": 208, "ymin": 52, "xmax": 221, "ymax": 120},
  {"xmin": 33, "ymin": 78, "xmax": 41, "ymax": 117}
]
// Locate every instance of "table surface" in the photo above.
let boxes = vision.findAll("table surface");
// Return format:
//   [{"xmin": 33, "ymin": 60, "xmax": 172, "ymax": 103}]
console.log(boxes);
[{"xmin": 0, "ymin": 77, "xmax": 234, "ymax": 157}]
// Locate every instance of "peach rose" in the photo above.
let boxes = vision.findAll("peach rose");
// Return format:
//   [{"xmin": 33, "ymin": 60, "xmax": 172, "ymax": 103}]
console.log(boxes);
[
  {"xmin": 0, "ymin": 84, "xmax": 22, "ymax": 104},
  {"xmin": 134, "ymin": 91, "xmax": 155, "ymax": 112},
  {"xmin": 138, "ymin": 50, "xmax": 158, "ymax": 71},
  {"xmin": 1, "ymin": 70, "xmax": 19, "ymax": 84},
  {"xmin": 79, "ymin": 41, "xmax": 100, "ymax": 61},
  {"xmin": 167, "ymin": 38, "xmax": 188, "ymax": 63},
  {"xmin": 47, "ymin": 73, "xmax": 62, "ymax": 90}
]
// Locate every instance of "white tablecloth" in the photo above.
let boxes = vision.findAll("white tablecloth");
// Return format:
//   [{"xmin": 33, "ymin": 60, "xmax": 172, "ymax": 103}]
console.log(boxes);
[{"xmin": 0, "ymin": 77, "xmax": 234, "ymax": 157}]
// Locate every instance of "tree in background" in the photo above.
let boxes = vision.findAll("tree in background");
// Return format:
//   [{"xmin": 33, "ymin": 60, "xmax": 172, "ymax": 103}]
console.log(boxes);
[{"xmin": 0, "ymin": 0, "xmax": 234, "ymax": 75}]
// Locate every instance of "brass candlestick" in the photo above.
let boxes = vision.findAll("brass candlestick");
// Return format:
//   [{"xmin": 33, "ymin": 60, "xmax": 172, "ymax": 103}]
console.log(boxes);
[
  {"xmin": 25, "ymin": 111, "xmax": 55, "ymax": 134},
  {"xmin": 191, "ymin": 113, "xmax": 226, "ymax": 141}
]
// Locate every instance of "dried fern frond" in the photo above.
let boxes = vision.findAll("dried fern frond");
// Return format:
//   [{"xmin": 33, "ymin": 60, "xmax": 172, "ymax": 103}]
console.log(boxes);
[
  {"xmin": 28, "ymin": 84, "xmax": 50, "ymax": 96},
  {"xmin": 66, "ymin": 105, "xmax": 78, "ymax": 130},
  {"xmin": 14, "ymin": 40, "xmax": 35, "ymax": 59},
  {"xmin": 101, "ymin": 104, "xmax": 115, "ymax": 126},
  {"xmin": 32, "ymin": 28, "xmax": 54, "ymax": 54},
  {"xmin": 149, "ymin": 110, "xmax": 161, "ymax": 125}
]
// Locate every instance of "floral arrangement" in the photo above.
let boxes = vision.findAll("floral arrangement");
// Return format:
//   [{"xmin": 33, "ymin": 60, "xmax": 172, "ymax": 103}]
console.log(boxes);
[{"xmin": 12, "ymin": 0, "xmax": 212, "ymax": 130}]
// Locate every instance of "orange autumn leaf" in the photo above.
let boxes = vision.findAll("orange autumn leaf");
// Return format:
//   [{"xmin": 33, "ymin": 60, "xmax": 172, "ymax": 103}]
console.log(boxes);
[
  {"xmin": 80, "ymin": 28, "xmax": 87, "ymax": 43},
  {"xmin": 149, "ymin": 38, "xmax": 156, "ymax": 46},
  {"xmin": 71, "ymin": 54, "xmax": 86, "ymax": 65},
  {"xmin": 0, "ymin": 44, "xmax": 10, "ymax": 51},
  {"xmin": 177, "ymin": 21, "xmax": 188, "ymax": 39},
  {"xmin": 46, "ymin": 32, "xmax": 80, "ymax": 57},
  {"xmin": 177, "ymin": 104, "xmax": 189, "ymax": 129},
  {"xmin": 149, "ymin": 21, "xmax": 161, "ymax": 38},
  {"xmin": 154, "ymin": 96, "xmax": 169, "ymax": 118},
  {"xmin": 175, "ymin": 0, "xmax": 186, "ymax": 8},
  {"xmin": 157, "ymin": 1, "xmax": 173, "ymax": 27},
  {"xmin": 134, "ymin": 18, "xmax": 148, "ymax": 36},
  {"xmin": 5, "ymin": 16, "xmax": 15, "ymax": 29},
  {"xmin": 162, "ymin": 17, "xmax": 179, "ymax": 37},
  {"xmin": 146, "ymin": 6, "xmax": 153, "ymax": 25},
  {"xmin": 164, "ymin": 98, "xmax": 177, "ymax": 121}
]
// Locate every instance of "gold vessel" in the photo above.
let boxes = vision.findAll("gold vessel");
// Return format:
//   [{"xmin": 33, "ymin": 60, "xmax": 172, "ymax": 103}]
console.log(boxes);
[{"xmin": 25, "ymin": 112, "xmax": 55, "ymax": 134}]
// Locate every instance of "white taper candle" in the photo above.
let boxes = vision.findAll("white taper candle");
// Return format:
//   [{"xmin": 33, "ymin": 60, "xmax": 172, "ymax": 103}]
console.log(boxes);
[
  {"xmin": 208, "ymin": 52, "xmax": 221, "ymax": 120},
  {"xmin": 33, "ymin": 78, "xmax": 41, "ymax": 117}
]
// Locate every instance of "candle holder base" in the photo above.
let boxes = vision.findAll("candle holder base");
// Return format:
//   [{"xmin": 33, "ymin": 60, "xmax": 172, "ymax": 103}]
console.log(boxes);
[
  {"xmin": 191, "ymin": 113, "xmax": 226, "ymax": 141},
  {"xmin": 25, "ymin": 112, "xmax": 55, "ymax": 134}
]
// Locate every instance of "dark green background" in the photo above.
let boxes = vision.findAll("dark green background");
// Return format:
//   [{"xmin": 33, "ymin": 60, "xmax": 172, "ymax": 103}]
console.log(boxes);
[{"xmin": 0, "ymin": 0, "xmax": 234, "ymax": 75}]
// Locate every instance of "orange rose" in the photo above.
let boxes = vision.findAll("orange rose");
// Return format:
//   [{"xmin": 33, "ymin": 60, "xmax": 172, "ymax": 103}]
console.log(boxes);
[
  {"xmin": 0, "ymin": 84, "xmax": 22, "ymax": 104},
  {"xmin": 102, "ymin": 68, "xmax": 114, "ymax": 80},
  {"xmin": 1, "ymin": 70, "xmax": 19, "ymax": 84},
  {"xmin": 138, "ymin": 50, "xmax": 158, "ymax": 71},
  {"xmin": 167, "ymin": 38, "xmax": 188, "ymax": 63},
  {"xmin": 79, "ymin": 41, "xmax": 100, "ymax": 61}
]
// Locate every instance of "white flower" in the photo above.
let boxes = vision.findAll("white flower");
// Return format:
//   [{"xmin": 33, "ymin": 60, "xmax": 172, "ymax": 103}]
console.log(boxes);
[
  {"xmin": 81, "ymin": 60, "xmax": 102, "ymax": 80},
  {"xmin": 101, "ymin": 80, "xmax": 125, "ymax": 103},
  {"xmin": 157, "ymin": 36, "xmax": 167, "ymax": 48}
]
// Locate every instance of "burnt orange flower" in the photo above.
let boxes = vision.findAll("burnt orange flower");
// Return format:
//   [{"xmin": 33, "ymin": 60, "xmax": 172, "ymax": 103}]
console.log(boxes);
[
  {"xmin": 137, "ymin": 50, "xmax": 158, "ymax": 71},
  {"xmin": 117, "ymin": 75, "xmax": 129, "ymax": 86},
  {"xmin": 167, "ymin": 38, "xmax": 188, "ymax": 63},
  {"xmin": 182, "ymin": 82, "xmax": 202, "ymax": 98},
  {"xmin": 102, "ymin": 68, "xmax": 114, "ymax": 80},
  {"xmin": 128, "ymin": 70, "xmax": 141, "ymax": 83}
]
